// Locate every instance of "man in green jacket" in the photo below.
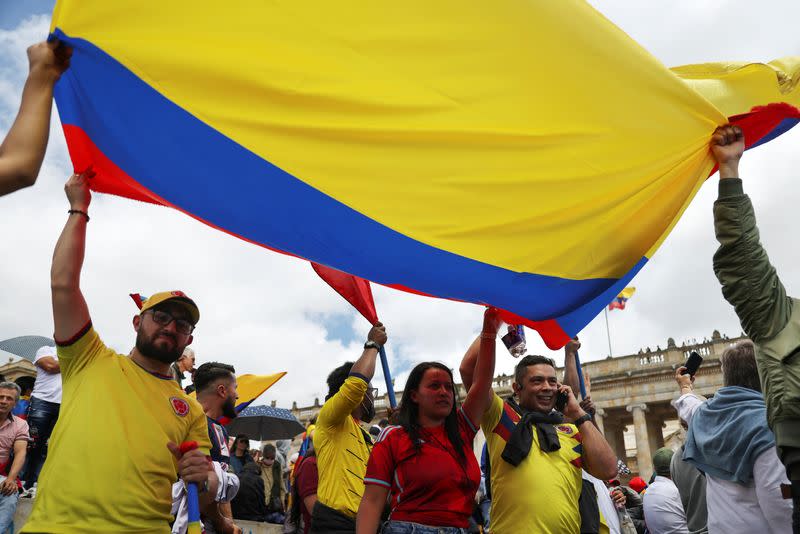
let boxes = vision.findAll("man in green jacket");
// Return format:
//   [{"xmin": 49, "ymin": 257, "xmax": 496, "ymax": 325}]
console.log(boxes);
[{"xmin": 711, "ymin": 123, "xmax": 800, "ymax": 529}]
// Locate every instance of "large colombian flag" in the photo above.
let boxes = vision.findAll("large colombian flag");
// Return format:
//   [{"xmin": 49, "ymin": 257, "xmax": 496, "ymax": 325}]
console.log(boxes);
[{"xmin": 49, "ymin": 1, "xmax": 799, "ymax": 349}]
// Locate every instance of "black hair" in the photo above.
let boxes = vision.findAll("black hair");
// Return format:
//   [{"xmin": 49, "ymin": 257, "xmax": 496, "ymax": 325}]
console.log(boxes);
[
  {"xmin": 262, "ymin": 443, "xmax": 276, "ymax": 457},
  {"xmin": 14, "ymin": 376, "xmax": 35, "ymax": 395},
  {"xmin": 194, "ymin": 362, "xmax": 236, "ymax": 394},
  {"xmin": 233, "ymin": 434, "xmax": 250, "ymax": 458},
  {"xmin": 721, "ymin": 340, "xmax": 761, "ymax": 392},
  {"xmin": 326, "ymin": 361, "xmax": 354, "ymax": 401},
  {"xmin": 514, "ymin": 355, "xmax": 556, "ymax": 386},
  {"xmin": 398, "ymin": 362, "xmax": 466, "ymax": 463}
]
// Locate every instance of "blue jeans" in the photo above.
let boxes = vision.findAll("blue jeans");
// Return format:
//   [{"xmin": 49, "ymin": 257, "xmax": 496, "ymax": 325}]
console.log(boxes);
[
  {"xmin": 0, "ymin": 491, "xmax": 18, "ymax": 532},
  {"xmin": 23, "ymin": 397, "xmax": 60, "ymax": 488},
  {"xmin": 265, "ymin": 511, "xmax": 285, "ymax": 524},
  {"xmin": 478, "ymin": 500, "xmax": 491, "ymax": 530},
  {"xmin": 382, "ymin": 520, "xmax": 467, "ymax": 534}
]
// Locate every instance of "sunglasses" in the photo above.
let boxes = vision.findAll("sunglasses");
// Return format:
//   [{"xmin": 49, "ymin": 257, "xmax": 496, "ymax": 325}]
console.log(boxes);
[{"xmin": 145, "ymin": 309, "xmax": 195, "ymax": 335}]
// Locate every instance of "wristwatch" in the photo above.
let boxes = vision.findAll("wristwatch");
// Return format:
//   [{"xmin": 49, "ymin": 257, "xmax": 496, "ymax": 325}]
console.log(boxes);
[
  {"xmin": 573, "ymin": 413, "xmax": 593, "ymax": 427},
  {"xmin": 364, "ymin": 340, "xmax": 382, "ymax": 352}
]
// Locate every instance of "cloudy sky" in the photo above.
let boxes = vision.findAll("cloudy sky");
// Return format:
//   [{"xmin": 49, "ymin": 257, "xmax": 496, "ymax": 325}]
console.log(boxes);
[{"xmin": 0, "ymin": 2, "xmax": 798, "ymax": 409}]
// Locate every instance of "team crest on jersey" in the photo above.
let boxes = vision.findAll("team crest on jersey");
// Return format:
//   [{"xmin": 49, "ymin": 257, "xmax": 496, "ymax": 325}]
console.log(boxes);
[
  {"xmin": 557, "ymin": 425, "xmax": 574, "ymax": 435},
  {"xmin": 171, "ymin": 397, "xmax": 190, "ymax": 417}
]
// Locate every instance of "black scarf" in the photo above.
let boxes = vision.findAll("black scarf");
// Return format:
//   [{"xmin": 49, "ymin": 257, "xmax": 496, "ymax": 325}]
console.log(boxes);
[{"xmin": 501, "ymin": 398, "xmax": 563, "ymax": 466}]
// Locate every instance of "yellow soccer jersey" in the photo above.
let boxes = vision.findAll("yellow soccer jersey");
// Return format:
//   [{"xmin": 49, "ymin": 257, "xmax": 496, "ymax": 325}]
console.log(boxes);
[
  {"xmin": 313, "ymin": 375, "xmax": 372, "ymax": 518},
  {"xmin": 23, "ymin": 325, "xmax": 211, "ymax": 534},
  {"xmin": 482, "ymin": 393, "xmax": 584, "ymax": 534}
]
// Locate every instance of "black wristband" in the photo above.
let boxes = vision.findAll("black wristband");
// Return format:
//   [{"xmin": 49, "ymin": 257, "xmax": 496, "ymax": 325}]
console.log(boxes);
[
  {"xmin": 68, "ymin": 209, "xmax": 90, "ymax": 221},
  {"xmin": 573, "ymin": 413, "xmax": 593, "ymax": 427}
]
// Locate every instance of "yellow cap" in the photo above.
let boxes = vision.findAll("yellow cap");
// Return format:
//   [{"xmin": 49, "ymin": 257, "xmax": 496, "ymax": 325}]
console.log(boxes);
[{"xmin": 130, "ymin": 291, "xmax": 200, "ymax": 325}]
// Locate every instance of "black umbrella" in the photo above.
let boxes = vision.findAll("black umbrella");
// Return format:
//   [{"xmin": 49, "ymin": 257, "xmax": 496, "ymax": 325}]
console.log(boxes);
[
  {"xmin": 0, "ymin": 336, "xmax": 54, "ymax": 362},
  {"xmin": 224, "ymin": 405, "xmax": 304, "ymax": 441}
]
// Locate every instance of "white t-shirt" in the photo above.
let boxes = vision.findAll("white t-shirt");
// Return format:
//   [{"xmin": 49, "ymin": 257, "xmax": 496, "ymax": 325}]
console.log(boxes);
[
  {"xmin": 643, "ymin": 476, "xmax": 690, "ymax": 534},
  {"xmin": 32, "ymin": 346, "xmax": 62, "ymax": 404}
]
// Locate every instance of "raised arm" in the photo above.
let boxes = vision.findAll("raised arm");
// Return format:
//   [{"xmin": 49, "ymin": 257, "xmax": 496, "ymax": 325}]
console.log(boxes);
[
  {"xmin": 318, "ymin": 323, "xmax": 387, "ymax": 427},
  {"xmin": 560, "ymin": 384, "xmax": 618, "ymax": 480},
  {"xmin": 671, "ymin": 367, "xmax": 703, "ymax": 426},
  {"xmin": 0, "ymin": 41, "xmax": 71, "ymax": 196},
  {"xmin": 711, "ymin": 125, "xmax": 792, "ymax": 343},
  {"xmin": 51, "ymin": 172, "xmax": 93, "ymax": 342},
  {"xmin": 461, "ymin": 308, "xmax": 501, "ymax": 425},
  {"xmin": 562, "ymin": 338, "xmax": 581, "ymax": 396},
  {"xmin": 350, "ymin": 322, "xmax": 387, "ymax": 380},
  {"xmin": 459, "ymin": 335, "xmax": 480, "ymax": 392}
]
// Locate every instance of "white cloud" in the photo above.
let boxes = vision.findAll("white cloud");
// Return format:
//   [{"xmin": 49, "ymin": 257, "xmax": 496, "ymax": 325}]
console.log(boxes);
[{"xmin": 0, "ymin": 4, "xmax": 798, "ymax": 410}]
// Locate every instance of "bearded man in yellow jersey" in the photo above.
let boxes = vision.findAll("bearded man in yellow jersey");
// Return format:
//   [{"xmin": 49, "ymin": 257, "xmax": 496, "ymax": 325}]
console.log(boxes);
[{"xmin": 22, "ymin": 172, "xmax": 217, "ymax": 533}]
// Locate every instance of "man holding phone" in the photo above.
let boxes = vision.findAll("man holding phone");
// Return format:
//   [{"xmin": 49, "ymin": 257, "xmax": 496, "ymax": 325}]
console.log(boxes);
[
  {"xmin": 459, "ymin": 339, "xmax": 618, "ymax": 534},
  {"xmin": 672, "ymin": 341, "xmax": 790, "ymax": 532},
  {"xmin": 710, "ymin": 124, "xmax": 800, "ymax": 530}
]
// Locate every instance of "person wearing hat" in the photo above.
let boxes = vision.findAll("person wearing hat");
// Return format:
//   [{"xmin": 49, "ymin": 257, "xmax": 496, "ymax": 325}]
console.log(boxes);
[
  {"xmin": 628, "ymin": 477, "xmax": 648, "ymax": 495},
  {"xmin": 23, "ymin": 172, "xmax": 215, "ymax": 534},
  {"xmin": 642, "ymin": 448, "xmax": 689, "ymax": 534}
]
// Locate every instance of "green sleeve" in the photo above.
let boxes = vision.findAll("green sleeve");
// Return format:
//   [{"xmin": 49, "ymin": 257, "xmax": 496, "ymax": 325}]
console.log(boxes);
[{"xmin": 712, "ymin": 179, "xmax": 792, "ymax": 342}]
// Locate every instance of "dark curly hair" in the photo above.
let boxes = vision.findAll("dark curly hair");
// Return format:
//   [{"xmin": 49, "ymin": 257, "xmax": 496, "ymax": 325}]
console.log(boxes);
[
  {"xmin": 398, "ymin": 362, "xmax": 466, "ymax": 463},
  {"xmin": 326, "ymin": 361, "xmax": 354, "ymax": 401}
]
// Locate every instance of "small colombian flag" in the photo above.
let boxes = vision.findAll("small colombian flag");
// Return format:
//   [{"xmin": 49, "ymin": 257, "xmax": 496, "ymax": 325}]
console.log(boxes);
[{"xmin": 608, "ymin": 287, "xmax": 636, "ymax": 311}]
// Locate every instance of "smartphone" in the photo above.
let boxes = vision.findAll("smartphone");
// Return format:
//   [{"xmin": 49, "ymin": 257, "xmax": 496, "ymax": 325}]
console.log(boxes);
[
  {"xmin": 555, "ymin": 390, "xmax": 569, "ymax": 412},
  {"xmin": 681, "ymin": 351, "xmax": 703, "ymax": 376}
]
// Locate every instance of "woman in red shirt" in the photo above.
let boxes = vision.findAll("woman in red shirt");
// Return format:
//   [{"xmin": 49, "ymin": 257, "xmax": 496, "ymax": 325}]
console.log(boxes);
[{"xmin": 357, "ymin": 309, "xmax": 500, "ymax": 534}]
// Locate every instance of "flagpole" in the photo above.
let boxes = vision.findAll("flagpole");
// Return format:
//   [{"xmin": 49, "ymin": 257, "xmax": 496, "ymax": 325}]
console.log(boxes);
[
  {"xmin": 604, "ymin": 307, "xmax": 613, "ymax": 357},
  {"xmin": 575, "ymin": 351, "xmax": 587, "ymax": 399},
  {"xmin": 379, "ymin": 346, "xmax": 398, "ymax": 409}
]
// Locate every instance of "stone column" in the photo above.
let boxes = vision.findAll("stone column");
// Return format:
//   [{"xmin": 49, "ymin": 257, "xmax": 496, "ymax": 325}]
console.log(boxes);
[
  {"xmin": 646, "ymin": 415, "xmax": 665, "ymax": 453},
  {"xmin": 603, "ymin": 421, "xmax": 627, "ymax": 462},
  {"xmin": 594, "ymin": 408, "xmax": 606, "ymax": 437},
  {"xmin": 627, "ymin": 403, "xmax": 653, "ymax": 480}
]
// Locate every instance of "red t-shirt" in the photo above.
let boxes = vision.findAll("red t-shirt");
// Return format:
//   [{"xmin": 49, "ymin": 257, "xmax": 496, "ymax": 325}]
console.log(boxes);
[
  {"xmin": 364, "ymin": 408, "xmax": 480, "ymax": 527},
  {"xmin": 296, "ymin": 456, "xmax": 319, "ymax": 534}
]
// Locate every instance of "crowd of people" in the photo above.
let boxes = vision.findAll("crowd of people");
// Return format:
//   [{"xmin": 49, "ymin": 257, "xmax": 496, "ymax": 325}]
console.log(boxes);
[{"xmin": 0, "ymin": 38, "xmax": 798, "ymax": 534}]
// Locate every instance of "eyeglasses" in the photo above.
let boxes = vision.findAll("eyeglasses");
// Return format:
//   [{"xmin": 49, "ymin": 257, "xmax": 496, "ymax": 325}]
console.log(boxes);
[{"xmin": 145, "ymin": 309, "xmax": 195, "ymax": 335}]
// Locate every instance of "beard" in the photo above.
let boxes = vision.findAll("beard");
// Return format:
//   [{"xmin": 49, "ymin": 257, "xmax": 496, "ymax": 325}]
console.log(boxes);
[
  {"xmin": 136, "ymin": 330, "xmax": 183, "ymax": 364},
  {"xmin": 222, "ymin": 395, "xmax": 238, "ymax": 419}
]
